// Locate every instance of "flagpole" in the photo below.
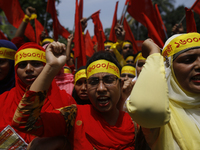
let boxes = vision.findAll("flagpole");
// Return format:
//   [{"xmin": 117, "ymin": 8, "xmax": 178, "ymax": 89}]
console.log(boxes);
[{"xmin": 120, "ymin": 1, "xmax": 129, "ymax": 25}]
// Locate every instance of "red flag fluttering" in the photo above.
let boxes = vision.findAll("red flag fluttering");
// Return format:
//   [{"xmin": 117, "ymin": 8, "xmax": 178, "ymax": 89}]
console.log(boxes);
[
  {"xmin": 85, "ymin": 30, "xmax": 95, "ymax": 57},
  {"xmin": 154, "ymin": 4, "xmax": 167, "ymax": 40},
  {"xmin": 142, "ymin": 13, "xmax": 164, "ymax": 48},
  {"xmin": 185, "ymin": 7, "xmax": 197, "ymax": 33},
  {"xmin": 0, "ymin": 0, "xmax": 35, "ymax": 42},
  {"xmin": 108, "ymin": 1, "xmax": 118, "ymax": 42},
  {"xmin": 46, "ymin": 0, "xmax": 70, "ymax": 40},
  {"xmin": 74, "ymin": 0, "xmax": 87, "ymax": 69},
  {"xmin": 91, "ymin": 10, "xmax": 106, "ymax": 51},
  {"xmin": 123, "ymin": 18, "xmax": 139, "ymax": 54},
  {"xmin": 35, "ymin": 19, "xmax": 44, "ymax": 44},
  {"xmin": 191, "ymin": 0, "xmax": 200, "ymax": 15}
]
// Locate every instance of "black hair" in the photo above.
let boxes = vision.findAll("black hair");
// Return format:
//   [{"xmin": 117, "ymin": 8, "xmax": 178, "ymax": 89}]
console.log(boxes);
[
  {"xmin": 124, "ymin": 51, "xmax": 135, "ymax": 60},
  {"xmin": 86, "ymin": 51, "xmax": 122, "ymax": 72},
  {"xmin": 124, "ymin": 40, "xmax": 133, "ymax": 44},
  {"xmin": 104, "ymin": 40, "xmax": 114, "ymax": 44}
]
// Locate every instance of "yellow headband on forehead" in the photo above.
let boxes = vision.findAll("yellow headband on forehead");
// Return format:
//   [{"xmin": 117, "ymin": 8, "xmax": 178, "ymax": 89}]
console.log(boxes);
[
  {"xmin": 86, "ymin": 59, "xmax": 120, "ymax": 79},
  {"xmin": 134, "ymin": 52, "xmax": 146, "ymax": 64},
  {"xmin": 126, "ymin": 56, "xmax": 134, "ymax": 61},
  {"xmin": 122, "ymin": 41, "xmax": 132, "ymax": 49},
  {"xmin": 104, "ymin": 42, "xmax": 113, "ymax": 47},
  {"xmin": 121, "ymin": 66, "xmax": 136, "ymax": 76},
  {"xmin": 162, "ymin": 32, "xmax": 200, "ymax": 58},
  {"xmin": 0, "ymin": 47, "xmax": 16, "ymax": 60},
  {"xmin": 64, "ymin": 67, "xmax": 71, "ymax": 74},
  {"xmin": 74, "ymin": 69, "xmax": 86, "ymax": 84},
  {"xmin": 15, "ymin": 48, "xmax": 46, "ymax": 66},
  {"xmin": 42, "ymin": 38, "xmax": 54, "ymax": 45}
]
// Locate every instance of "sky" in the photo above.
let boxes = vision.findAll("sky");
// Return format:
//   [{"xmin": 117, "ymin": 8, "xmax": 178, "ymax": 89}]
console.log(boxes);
[{"xmin": 57, "ymin": 0, "xmax": 197, "ymax": 36}]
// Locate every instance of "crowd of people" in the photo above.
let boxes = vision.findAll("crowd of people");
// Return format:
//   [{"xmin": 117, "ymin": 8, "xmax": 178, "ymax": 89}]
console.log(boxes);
[{"xmin": 0, "ymin": 5, "xmax": 200, "ymax": 150}]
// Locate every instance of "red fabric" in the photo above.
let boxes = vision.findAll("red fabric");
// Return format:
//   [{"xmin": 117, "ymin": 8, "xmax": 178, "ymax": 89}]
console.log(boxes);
[
  {"xmin": 0, "ymin": 0, "xmax": 36, "ymax": 42},
  {"xmin": 123, "ymin": 18, "xmax": 139, "ymax": 54},
  {"xmin": 142, "ymin": 13, "xmax": 164, "ymax": 48},
  {"xmin": 70, "ymin": 105, "xmax": 135, "ymax": 149},
  {"xmin": 46, "ymin": 0, "xmax": 70, "ymax": 40},
  {"xmin": 0, "ymin": 30, "xmax": 8, "ymax": 40},
  {"xmin": 192, "ymin": 0, "xmax": 200, "ymax": 15},
  {"xmin": 35, "ymin": 19, "xmax": 44, "ymax": 44},
  {"xmin": 91, "ymin": 10, "xmax": 106, "ymax": 51},
  {"xmin": 78, "ymin": 0, "xmax": 83, "ymax": 19},
  {"xmin": 108, "ymin": 1, "xmax": 118, "ymax": 42},
  {"xmin": 85, "ymin": 30, "xmax": 95, "ymax": 57},
  {"xmin": 92, "ymin": 35, "xmax": 98, "ymax": 45},
  {"xmin": 11, "ymin": 37, "xmax": 25, "ymax": 48},
  {"xmin": 125, "ymin": 0, "xmax": 159, "ymax": 34},
  {"xmin": 154, "ymin": 4, "xmax": 167, "ymax": 40},
  {"xmin": 185, "ymin": 7, "xmax": 197, "ymax": 33},
  {"xmin": 0, "ymin": 42, "xmax": 76, "ymax": 143},
  {"xmin": 74, "ymin": 0, "xmax": 87, "ymax": 69},
  {"xmin": 136, "ymin": 40, "xmax": 144, "ymax": 51}
]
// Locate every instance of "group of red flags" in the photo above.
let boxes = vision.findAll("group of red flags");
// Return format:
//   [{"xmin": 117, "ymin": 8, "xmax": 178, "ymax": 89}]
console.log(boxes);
[{"xmin": 0, "ymin": 0, "xmax": 200, "ymax": 68}]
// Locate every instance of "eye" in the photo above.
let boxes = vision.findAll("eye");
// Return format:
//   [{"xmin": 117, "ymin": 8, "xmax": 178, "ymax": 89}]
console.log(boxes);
[
  {"xmin": 128, "ymin": 74, "xmax": 135, "ymax": 78},
  {"xmin": 18, "ymin": 62, "xmax": 27, "ymax": 68},
  {"xmin": 121, "ymin": 74, "xmax": 126, "ymax": 77},
  {"xmin": 103, "ymin": 76, "xmax": 115, "ymax": 84},
  {"xmin": 0, "ymin": 59, "xmax": 8, "ymax": 65},
  {"xmin": 183, "ymin": 57, "xmax": 196, "ymax": 64},
  {"xmin": 76, "ymin": 80, "xmax": 83, "ymax": 86},
  {"xmin": 88, "ymin": 78, "xmax": 99, "ymax": 85},
  {"xmin": 31, "ymin": 61, "xmax": 43, "ymax": 67}
]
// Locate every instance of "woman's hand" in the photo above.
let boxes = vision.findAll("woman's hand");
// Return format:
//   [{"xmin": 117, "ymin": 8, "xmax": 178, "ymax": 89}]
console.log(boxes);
[
  {"xmin": 45, "ymin": 41, "xmax": 67, "ymax": 70},
  {"xmin": 142, "ymin": 39, "xmax": 160, "ymax": 58}
]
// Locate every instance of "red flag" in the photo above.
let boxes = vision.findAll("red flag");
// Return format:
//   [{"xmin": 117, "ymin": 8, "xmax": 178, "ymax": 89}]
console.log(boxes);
[
  {"xmin": 46, "ymin": 0, "xmax": 70, "ymax": 40},
  {"xmin": 0, "ymin": 30, "xmax": 8, "ymax": 40},
  {"xmin": 142, "ymin": 13, "xmax": 164, "ymax": 48},
  {"xmin": 154, "ymin": 4, "xmax": 167, "ymax": 40},
  {"xmin": 92, "ymin": 35, "xmax": 98, "ymax": 45},
  {"xmin": 79, "ymin": 0, "xmax": 83, "ymax": 19},
  {"xmin": 108, "ymin": 1, "xmax": 118, "ymax": 42},
  {"xmin": 191, "ymin": 0, "xmax": 200, "ymax": 15},
  {"xmin": 0, "ymin": 0, "xmax": 35, "ymax": 42},
  {"xmin": 125, "ymin": 0, "xmax": 159, "ymax": 32},
  {"xmin": 91, "ymin": 10, "xmax": 106, "ymax": 51},
  {"xmin": 123, "ymin": 18, "xmax": 139, "ymax": 54},
  {"xmin": 85, "ymin": 30, "xmax": 95, "ymax": 57},
  {"xmin": 34, "ymin": 19, "xmax": 44, "ymax": 44},
  {"xmin": 185, "ymin": 7, "xmax": 197, "ymax": 33},
  {"xmin": 136, "ymin": 40, "xmax": 144, "ymax": 51},
  {"xmin": 74, "ymin": 0, "xmax": 87, "ymax": 69}
]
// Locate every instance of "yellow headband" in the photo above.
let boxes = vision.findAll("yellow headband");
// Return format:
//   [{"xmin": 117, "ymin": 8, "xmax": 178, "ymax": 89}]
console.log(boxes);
[
  {"xmin": 134, "ymin": 52, "xmax": 146, "ymax": 64},
  {"xmin": 162, "ymin": 32, "xmax": 200, "ymax": 58},
  {"xmin": 125, "ymin": 56, "xmax": 134, "ymax": 62},
  {"xmin": 74, "ymin": 69, "xmax": 86, "ymax": 84},
  {"xmin": 42, "ymin": 38, "xmax": 54, "ymax": 45},
  {"xmin": 86, "ymin": 59, "xmax": 120, "ymax": 79},
  {"xmin": 64, "ymin": 67, "xmax": 71, "ymax": 74},
  {"xmin": 0, "ymin": 47, "xmax": 16, "ymax": 60},
  {"xmin": 15, "ymin": 48, "xmax": 46, "ymax": 66},
  {"xmin": 104, "ymin": 42, "xmax": 113, "ymax": 47},
  {"xmin": 121, "ymin": 66, "xmax": 136, "ymax": 76},
  {"xmin": 122, "ymin": 41, "xmax": 132, "ymax": 49}
]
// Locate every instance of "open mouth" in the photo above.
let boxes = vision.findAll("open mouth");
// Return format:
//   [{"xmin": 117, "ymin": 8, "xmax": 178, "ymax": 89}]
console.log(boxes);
[
  {"xmin": 97, "ymin": 96, "xmax": 110, "ymax": 107},
  {"xmin": 191, "ymin": 75, "xmax": 200, "ymax": 84},
  {"xmin": 25, "ymin": 76, "xmax": 36, "ymax": 82}
]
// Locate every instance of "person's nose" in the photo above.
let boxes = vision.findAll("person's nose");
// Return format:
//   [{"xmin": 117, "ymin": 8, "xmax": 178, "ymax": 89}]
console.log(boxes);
[
  {"xmin": 81, "ymin": 83, "xmax": 87, "ymax": 91},
  {"xmin": 25, "ymin": 63, "xmax": 34, "ymax": 73},
  {"xmin": 96, "ymin": 80, "xmax": 107, "ymax": 93}
]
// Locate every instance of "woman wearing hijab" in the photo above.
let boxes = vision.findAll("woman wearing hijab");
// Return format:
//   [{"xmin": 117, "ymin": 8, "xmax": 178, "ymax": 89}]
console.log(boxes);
[
  {"xmin": 72, "ymin": 66, "xmax": 91, "ymax": 105},
  {"xmin": 0, "ymin": 40, "xmax": 17, "ymax": 94},
  {"xmin": 127, "ymin": 32, "xmax": 200, "ymax": 150},
  {"xmin": 11, "ymin": 42, "xmax": 136, "ymax": 149},
  {"xmin": 0, "ymin": 42, "xmax": 76, "ymax": 143}
]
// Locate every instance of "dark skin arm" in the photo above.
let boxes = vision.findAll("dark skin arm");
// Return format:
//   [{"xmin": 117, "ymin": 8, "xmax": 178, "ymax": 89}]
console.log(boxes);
[{"xmin": 14, "ymin": 6, "xmax": 36, "ymax": 38}]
